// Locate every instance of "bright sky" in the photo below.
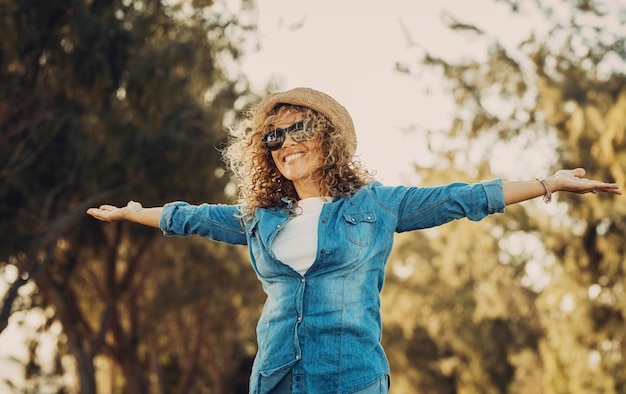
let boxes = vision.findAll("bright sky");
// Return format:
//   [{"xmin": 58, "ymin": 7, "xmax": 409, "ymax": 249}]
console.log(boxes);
[{"xmin": 240, "ymin": 0, "xmax": 552, "ymax": 184}]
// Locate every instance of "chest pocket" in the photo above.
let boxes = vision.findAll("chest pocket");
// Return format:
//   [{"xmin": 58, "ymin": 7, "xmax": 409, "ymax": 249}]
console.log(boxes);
[{"xmin": 343, "ymin": 212, "xmax": 376, "ymax": 247}]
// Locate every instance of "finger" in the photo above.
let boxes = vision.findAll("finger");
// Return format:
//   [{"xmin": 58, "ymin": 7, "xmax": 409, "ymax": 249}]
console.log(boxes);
[
  {"xmin": 87, "ymin": 207, "xmax": 106, "ymax": 215},
  {"xmin": 604, "ymin": 189, "xmax": 623, "ymax": 195},
  {"xmin": 588, "ymin": 183, "xmax": 622, "ymax": 195},
  {"xmin": 87, "ymin": 208, "xmax": 108, "ymax": 220},
  {"xmin": 572, "ymin": 168, "xmax": 586, "ymax": 178},
  {"xmin": 598, "ymin": 184, "xmax": 622, "ymax": 195}
]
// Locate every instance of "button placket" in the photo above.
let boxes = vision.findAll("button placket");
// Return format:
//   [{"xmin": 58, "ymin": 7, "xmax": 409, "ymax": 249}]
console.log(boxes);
[{"xmin": 293, "ymin": 275, "xmax": 306, "ymax": 363}]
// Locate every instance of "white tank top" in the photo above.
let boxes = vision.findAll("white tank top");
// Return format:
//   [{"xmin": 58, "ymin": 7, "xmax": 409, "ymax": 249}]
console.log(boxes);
[{"xmin": 272, "ymin": 197, "xmax": 328, "ymax": 276}]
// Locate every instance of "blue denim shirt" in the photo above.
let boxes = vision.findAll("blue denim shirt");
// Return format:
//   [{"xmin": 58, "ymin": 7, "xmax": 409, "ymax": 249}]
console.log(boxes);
[{"xmin": 160, "ymin": 180, "xmax": 505, "ymax": 393}]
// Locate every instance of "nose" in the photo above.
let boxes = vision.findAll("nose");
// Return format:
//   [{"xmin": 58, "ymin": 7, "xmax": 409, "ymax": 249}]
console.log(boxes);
[{"xmin": 281, "ymin": 132, "xmax": 297, "ymax": 147}]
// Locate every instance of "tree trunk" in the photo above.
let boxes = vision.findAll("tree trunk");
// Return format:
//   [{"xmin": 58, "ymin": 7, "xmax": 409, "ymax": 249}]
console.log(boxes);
[{"xmin": 38, "ymin": 272, "xmax": 97, "ymax": 394}]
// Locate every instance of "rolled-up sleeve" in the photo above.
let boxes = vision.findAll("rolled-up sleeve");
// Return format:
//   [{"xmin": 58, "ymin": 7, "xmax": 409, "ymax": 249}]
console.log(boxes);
[
  {"xmin": 386, "ymin": 178, "xmax": 505, "ymax": 232},
  {"xmin": 160, "ymin": 202, "xmax": 247, "ymax": 245},
  {"xmin": 480, "ymin": 178, "xmax": 505, "ymax": 215}
]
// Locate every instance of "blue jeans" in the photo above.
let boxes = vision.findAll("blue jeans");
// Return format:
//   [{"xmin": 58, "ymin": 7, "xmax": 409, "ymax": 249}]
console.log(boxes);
[{"xmin": 270, "ymin": 371, "xmax": 389, "ymax": 393}]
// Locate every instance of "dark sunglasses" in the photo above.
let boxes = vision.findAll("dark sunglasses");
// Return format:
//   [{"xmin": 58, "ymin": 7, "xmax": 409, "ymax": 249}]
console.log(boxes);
[{"xmin": 261, "ymin": 121, "xmax": 314, "ymax": 151}]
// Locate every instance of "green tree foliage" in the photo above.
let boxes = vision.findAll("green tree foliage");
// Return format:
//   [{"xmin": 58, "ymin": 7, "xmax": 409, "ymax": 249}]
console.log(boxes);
[
  {"xmin": 384, "ymin": 1, "xmax": 625, "ymax": 393},
  {"xmin": 0, "ymin": 0, "xmax": 264, "ymax": 392}
]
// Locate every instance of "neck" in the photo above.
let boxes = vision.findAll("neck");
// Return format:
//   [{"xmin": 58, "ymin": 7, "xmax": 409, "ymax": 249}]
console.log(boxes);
[{"xmin": 293, "ymin": 180, "xmax": 322, "ymax": 200}]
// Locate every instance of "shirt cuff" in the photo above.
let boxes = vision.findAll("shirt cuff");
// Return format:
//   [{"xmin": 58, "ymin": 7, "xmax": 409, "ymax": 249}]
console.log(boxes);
[
  {"xmin": 159, "ymin": 201, "xmax": 186, "ymax": 236},
  {"xmin": 481, "ymin": 178, "xmax": 505, "ymax": 214}
]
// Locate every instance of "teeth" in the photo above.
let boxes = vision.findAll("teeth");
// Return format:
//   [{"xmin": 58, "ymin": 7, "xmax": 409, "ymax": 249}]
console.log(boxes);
[{"xmin": 284, "ymin": 153, "xmax": 304, "ymax": 163}]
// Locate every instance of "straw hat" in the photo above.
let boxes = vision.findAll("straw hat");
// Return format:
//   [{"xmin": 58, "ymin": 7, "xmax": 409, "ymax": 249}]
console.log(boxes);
[{"xmin": 252, "ymin": 87, "xmax": 357, "ymax": 156}]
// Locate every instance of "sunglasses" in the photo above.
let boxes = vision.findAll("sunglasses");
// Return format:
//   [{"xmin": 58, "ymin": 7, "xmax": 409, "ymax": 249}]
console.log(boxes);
[{"xmin": 261, "ymin": 121, "xmax": 314, "ymax": 151}]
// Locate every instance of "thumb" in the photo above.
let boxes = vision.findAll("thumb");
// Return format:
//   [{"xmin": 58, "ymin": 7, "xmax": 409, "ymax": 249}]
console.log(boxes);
[{"xmin": 572, "ymin": 168, "xmax": 586, "ymax": 178}]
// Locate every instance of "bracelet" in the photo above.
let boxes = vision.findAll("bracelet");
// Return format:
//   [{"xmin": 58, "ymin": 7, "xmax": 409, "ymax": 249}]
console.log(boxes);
[{"xmin": 535, "ymin": 176, "xmax": 552, "ymax": 204}]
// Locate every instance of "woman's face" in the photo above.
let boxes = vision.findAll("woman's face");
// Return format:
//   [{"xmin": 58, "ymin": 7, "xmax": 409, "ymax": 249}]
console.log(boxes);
[{"xmin": 268, "ymin": 111, "xmax": 323, "ymax": 198}]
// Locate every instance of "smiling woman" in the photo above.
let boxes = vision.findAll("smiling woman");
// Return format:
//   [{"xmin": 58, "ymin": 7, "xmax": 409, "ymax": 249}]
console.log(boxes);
[
  {"xmin": 223, "ymin": 87, "xmax": 373, "ymax": 216},
  {"xmin": 87, "ymin": 87, "xmax": 620, "ymax": 394}
]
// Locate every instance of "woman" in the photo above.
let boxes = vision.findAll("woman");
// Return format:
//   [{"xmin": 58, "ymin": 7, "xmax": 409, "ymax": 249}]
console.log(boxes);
[{"xmin": 87, "ymin": 87, "xmax": 621, "ymax": 393}]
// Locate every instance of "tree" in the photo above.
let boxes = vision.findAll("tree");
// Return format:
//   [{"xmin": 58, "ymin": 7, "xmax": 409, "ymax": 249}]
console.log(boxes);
[
  {"xmin": 0, "ymin": 0, "xmax": 264, "ymax": 392},
  {"xmin": 384, "ymin": 0, "xmax": 625, "ymax": 393}
]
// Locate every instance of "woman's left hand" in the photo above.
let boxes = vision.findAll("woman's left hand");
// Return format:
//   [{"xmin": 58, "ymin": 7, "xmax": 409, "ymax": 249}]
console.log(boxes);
[{"xmin": 551, "ymin": 168, "xmax": 622, "ymax": 195}]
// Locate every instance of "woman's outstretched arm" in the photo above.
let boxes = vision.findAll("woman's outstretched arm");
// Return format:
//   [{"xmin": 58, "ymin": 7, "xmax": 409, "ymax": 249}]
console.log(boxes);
[
  {"xmin": 87, "ymin": 201, "xmax": 162, "ymax": 228},
  {"xmin": 503, "ymin": 168, "xmax": 622, "ymax": 206}
]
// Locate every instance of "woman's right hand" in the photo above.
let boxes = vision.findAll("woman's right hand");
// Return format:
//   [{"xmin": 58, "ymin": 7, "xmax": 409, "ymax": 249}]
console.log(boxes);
[{"xmin": 87, "ymin": 201, "xmax": 143, "ymax": 222}]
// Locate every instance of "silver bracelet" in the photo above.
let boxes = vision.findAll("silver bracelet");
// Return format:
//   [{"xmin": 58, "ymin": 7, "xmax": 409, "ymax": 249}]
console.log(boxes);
[{"xmin": 535, "ymin": 176, "xmax": 552, "ymax": 204}]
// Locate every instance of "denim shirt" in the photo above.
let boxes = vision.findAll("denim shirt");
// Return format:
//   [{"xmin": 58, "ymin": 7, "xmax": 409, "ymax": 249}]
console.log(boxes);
[{"xmin": 160, "ymin": 180, "xmax": 505, "ymax": 393}]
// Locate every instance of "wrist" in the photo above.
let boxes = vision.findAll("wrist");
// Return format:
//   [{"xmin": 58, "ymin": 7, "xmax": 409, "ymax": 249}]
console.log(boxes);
[
  {"xmin": 545, "ymin": 175, "xmax": 559, "ymax": 193},
  {"xmin": 535, "ymin": 176, "xmax": 553, "ymax": 203},
  {"xmin": 121, "ymin": 206, "xmax": 134, "ymax": 221},
  {"xmin": 123, "ymin": 201, "xmax": 144, "ymax": 221}
]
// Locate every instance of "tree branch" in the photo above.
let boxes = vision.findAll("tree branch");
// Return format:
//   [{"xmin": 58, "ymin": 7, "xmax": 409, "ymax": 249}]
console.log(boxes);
[{"xmin": 0, "ymin": 190, "xmax": 117, "ymax": 334}]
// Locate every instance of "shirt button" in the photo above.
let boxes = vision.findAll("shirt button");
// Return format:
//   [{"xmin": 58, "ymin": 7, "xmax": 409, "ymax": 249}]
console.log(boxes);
[
  {"xmin": 295, "ymin": 355, "xmax": 301, "ymax": 360},
  {"xmin": 297, "ymin": 316, "xmax": 302, "ymax": 322},
  {"xmin": 320, "ymin": 249, "xmax": 326, "ymax": 254},
  {"xmin": 301, "ymin": 278, "xmax": 305, "ymax": 283},
  {"xmin": 367, "ymin": 216, "xmax": 372, "ymax": 220},
  {"xmin": 351, "ymin": 218, "xmax": 356, "ymax": 222},
  {"xmin": 276, "ymin": 224, "xmax": 281, "ymax": 228}
]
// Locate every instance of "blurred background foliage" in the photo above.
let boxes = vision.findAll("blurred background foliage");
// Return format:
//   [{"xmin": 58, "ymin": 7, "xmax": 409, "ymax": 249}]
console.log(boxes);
[
  {"xmin": 384, "ymin": 0, "xmax": 626, "ymax": 393},
  {"xmin": 0, "ymin": 0, "xmax": 624, "ymax": 393},
  {"xmin": 1, "ymin": 0, "xmax": 264, "ymax": 392}
]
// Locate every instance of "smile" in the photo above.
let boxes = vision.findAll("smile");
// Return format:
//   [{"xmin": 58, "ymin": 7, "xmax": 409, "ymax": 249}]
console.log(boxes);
[{"xmin": 284, "ymin": 152, "xmax": 306, "ymax": 163}]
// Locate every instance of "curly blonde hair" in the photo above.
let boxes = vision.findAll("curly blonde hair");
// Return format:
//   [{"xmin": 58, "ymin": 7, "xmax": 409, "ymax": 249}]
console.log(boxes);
[{"xmin": 223, "ymin": 104, "xmax": 374, "ymax": 218}]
